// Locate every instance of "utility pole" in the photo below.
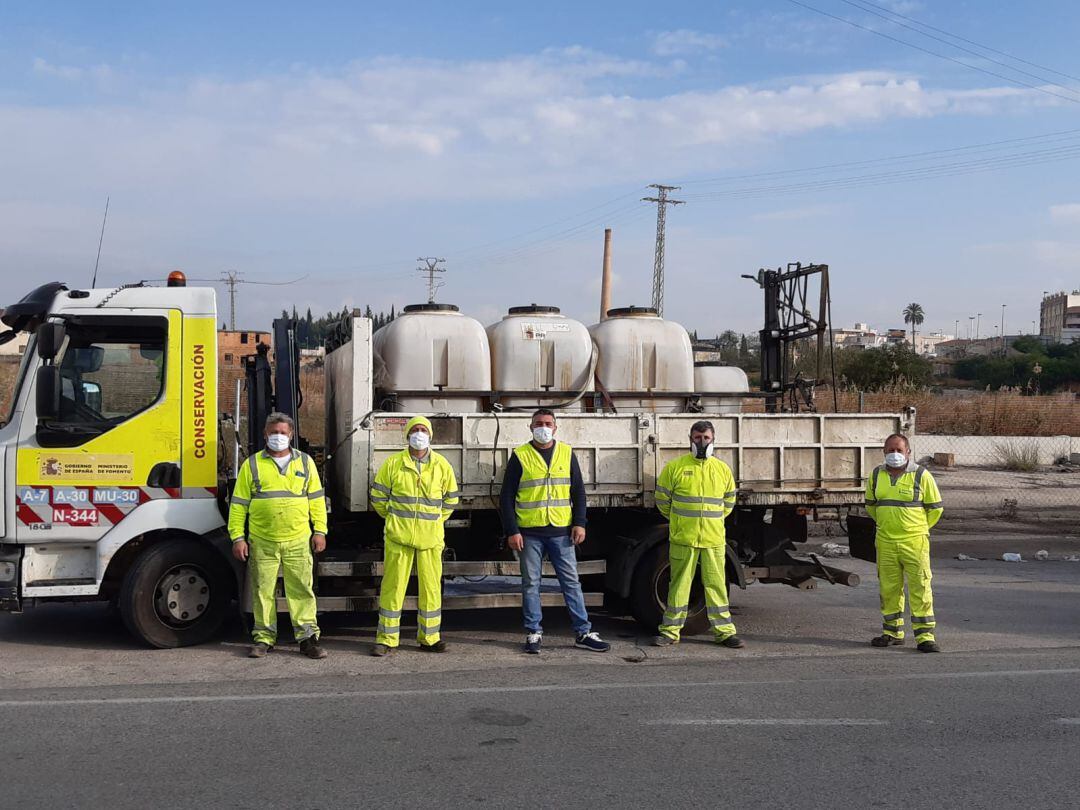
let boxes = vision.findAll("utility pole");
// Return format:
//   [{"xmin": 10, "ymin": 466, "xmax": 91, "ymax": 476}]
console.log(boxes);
[
  {"xmin": 976, "ymin": 312, "xmax": 981, "ymax": 340},
  {"xmin": 222, "ymin": 270, "xmax": 242, "ymax": 331},
  {"xmin": 416, "ymin": 257, "xmax": 446, "ymax": 303},
  {"xmin": 1001, "ymin": 303, "xmax": 1007, "ymax": 355},
  {"xmin": 642, "ymin": 184, "xmax": 684, "ymax": 317}
]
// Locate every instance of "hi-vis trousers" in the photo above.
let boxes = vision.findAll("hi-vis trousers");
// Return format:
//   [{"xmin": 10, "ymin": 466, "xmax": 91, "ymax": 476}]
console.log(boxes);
[
  {"xmin": 658, "ymin": 543, "xmax": 736, "ymax": 641},
  {"xmin": 877, "ymin": 534, "xmax": 936, "ymax": 643},
  {"xmin": 249, "ymin": 535, "xmax": 319, "ymax": 646},
  {"xmin": 375, "ymin": 539, "xmax": 443, "ymax": 647}
]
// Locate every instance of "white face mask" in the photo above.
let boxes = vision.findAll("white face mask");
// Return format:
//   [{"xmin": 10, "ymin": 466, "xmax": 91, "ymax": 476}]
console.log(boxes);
[
  {"xmin": 408, "ymin": 431, "xmax": 430, "ymax": 451},
  {"xmin": 532, "ymin": 426, "xmax": 554, "ymax": 444},
  {"xmin": 692, "ymin": 440, "xmax": 714, "ymax": 459},
  {"xmin": 266, "ymin": 433, "xmax": 290, "ymax": 452},
  {"xmin": 885, "ymin": 451, "xmax": 907, "ymax": 468}
]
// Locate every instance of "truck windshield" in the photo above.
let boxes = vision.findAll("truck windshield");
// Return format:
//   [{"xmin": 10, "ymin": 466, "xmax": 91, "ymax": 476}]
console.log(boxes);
[{"xmin": 1, "ymin": 334, "xmax": 36, "ymax": 428}]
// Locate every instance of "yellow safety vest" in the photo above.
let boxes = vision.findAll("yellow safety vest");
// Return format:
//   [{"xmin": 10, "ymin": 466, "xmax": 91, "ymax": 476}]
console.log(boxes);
[
  {"xmin": 514, "ymin": 441, "xmax": 573, "ymax": 529},
  {"xmin": 371, "ymin": 449, "xmax": 459, "ymax": 549},
  {"xmin": 228, "ymin": 449, "xmax": 328, "ymax": 543},
  {"xmin": 655, "ymin": 454, "xmax": 736, "ymax": 548},
  {"xmin": 865, "ymin": 463, "xmax": 943, "ymax": 541}
]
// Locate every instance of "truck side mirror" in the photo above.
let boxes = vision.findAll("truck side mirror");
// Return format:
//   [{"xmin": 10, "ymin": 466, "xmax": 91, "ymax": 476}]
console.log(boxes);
[
  {"xmin": 36, "ymin": 366, "xmax": 61, "ymax": 421},
  {"xmin": 36, "ymin": 322, "xmax": 66, "ymax": 361},
  {"xmin": 81, "ymin": 381, "xmax": 102, "ymax": 412}
]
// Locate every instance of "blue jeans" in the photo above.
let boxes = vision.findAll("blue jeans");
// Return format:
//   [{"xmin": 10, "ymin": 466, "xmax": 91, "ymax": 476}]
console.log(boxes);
[{"xmin": 519, "ymin": 532, "xmax": 591, "ymax": 635}]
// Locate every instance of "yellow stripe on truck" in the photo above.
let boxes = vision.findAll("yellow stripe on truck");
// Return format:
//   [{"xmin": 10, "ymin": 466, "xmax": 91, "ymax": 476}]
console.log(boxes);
[{"xmin": 182, "ymin": 316, "xmax": 218, "ymax": 489}]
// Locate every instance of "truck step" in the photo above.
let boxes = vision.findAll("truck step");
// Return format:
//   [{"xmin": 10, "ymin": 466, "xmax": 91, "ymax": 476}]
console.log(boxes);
[
  {"xmin": 280, "ymin": 592, "xmax": 604, "ymax": 612},
  {"xmin": 316, "ymin": 559, "xmax": 606, "ymax": 577}
]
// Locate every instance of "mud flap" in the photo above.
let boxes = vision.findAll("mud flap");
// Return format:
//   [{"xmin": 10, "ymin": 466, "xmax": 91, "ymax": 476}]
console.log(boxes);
[{"xmin": 847, "ymin": 514, "xmax": 877, "ymax": 563}]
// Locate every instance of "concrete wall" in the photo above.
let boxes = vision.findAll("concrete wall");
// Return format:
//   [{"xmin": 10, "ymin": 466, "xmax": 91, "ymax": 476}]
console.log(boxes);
[{"xmin": 912, "ymin": 434, "xmax": 1079, "ymax": 467}]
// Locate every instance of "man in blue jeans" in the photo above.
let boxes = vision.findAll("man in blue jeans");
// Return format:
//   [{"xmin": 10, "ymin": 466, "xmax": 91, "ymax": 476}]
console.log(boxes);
[{"xmin": 501, "ymin": 408, "xmax": 611, "ymax": 654}]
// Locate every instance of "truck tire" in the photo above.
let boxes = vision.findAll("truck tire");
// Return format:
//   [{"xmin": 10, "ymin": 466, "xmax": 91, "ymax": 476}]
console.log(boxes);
[
  {"xmin": 119, "ymin": 537, "xmax": 234, "ymax": 648},
  {"xmin": 629, "ymin": 543, "xmax": 708, "ymax": 636}
]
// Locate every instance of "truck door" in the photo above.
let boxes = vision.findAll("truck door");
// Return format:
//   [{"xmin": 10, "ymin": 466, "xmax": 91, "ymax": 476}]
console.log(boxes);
[{"xmin": 15, "ymin": 310, "xmax": 182, "ymax": 553}]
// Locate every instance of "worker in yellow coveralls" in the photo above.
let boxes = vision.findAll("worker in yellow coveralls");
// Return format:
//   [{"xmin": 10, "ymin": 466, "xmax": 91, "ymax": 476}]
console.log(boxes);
[
  {"xmin": 370, "ymin": 416, "xmax": 459, "ymax": 656},
  {"xmin": 865, "ymin": 433, "xmax": 943, "ymax": 653},
  {"xmin": 652, "ymin": 420, "xmax": 744, "ymax": 649},
  {"xmin": 229, "ymin": 412, "xmax": 328, "ymax": 660}
]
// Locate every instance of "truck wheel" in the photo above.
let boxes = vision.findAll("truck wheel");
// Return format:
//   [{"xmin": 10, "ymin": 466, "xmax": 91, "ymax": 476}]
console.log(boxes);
[
  {"xmin": 629, "ymin": 543, "xmax": 708, "ymax": 636},
  {"xmin": 119, "ymin": 538, "xmax": 233, "ymax": 648}
]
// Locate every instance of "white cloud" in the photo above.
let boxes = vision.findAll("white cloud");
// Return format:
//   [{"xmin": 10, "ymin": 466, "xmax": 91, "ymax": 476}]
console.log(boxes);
[
  {"xmin": 33, "ymin": 57, "xmax": 114, "ymax": 85},
  {"xmin": 1049, "ymin": 203, "xmax": 1080, "ymax": 224},
  {"xmin": 2, "ymin": 55, "xmax": 1038, "ymax": 214},
  {"xmin": 652, "ymin": 29, "xmax": 727, "ymax": 56}
]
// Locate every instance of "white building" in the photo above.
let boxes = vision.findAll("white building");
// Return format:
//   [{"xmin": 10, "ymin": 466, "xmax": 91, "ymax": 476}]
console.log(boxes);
[{"xmin": 0, "ymin": 330, "xmax": 30, "ymax": 357}]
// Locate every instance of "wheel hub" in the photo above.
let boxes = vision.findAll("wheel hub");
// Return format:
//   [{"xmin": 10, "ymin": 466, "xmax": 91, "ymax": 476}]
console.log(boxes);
[{"xmin": 155, "ymin": 566, "xmax": 210, "ymax": 625}]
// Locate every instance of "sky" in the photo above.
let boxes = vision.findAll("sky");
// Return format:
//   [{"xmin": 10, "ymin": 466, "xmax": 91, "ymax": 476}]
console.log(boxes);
[{"xmin": 2, "ymin": 0, "xmax": 1079, "ymax": 339}]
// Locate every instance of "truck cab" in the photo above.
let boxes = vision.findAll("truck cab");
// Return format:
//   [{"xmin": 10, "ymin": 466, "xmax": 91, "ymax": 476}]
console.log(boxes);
[{"xmin": 0, "ymin": 277, "xmax": 234, "ymax": 646}]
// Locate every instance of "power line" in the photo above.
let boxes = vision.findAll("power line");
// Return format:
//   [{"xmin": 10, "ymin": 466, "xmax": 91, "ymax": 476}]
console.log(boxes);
[
  {"xmin": 416, "ymin": 257, "xmax": 446, "ymax": 303},
  {"xmin": 851, "ymin": 0, "xmax": 1080, "ymax": 84},
  {"xmin": 681, "ymin": 127, "xmax": 1080, "ymax": 187},
  {"xmin": 784, "ymin": 0, "xmax": 1080, "ymax": 105},
  {"xmin": 679, "ymin": 139, "xmax": 1080, "ymax": 202},
  {"xmin": 836, "ymin": 0, "xmax": 1080, "ymax": 99},
  {"xmin": 642, "ymin": 184, "xmax": 684, "ymax": 317},
  {"xmin": 216, "ymin": 271, "xmax": 308, "ymax": 330}
]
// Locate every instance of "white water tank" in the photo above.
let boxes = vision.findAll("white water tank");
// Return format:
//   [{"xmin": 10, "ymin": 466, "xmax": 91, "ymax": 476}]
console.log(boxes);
[
  {"xmin": 694, "ymin": 362, "xmax": 749, "ymax": 414},
  {"xmin": 487, "ymin": 305, "xmax": 594, "ymax": 411},
  {"xmin": 373, "ymin": 303, "xmax": 491, "ymax": 412},
  {"xmin": 589, "ymin": 306, "xmax": 694, "ymax": 412}
]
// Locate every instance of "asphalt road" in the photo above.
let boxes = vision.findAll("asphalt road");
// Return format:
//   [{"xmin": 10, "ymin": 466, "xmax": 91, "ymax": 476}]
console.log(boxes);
[{"xmin": 2, "ymin": 537, "xmax": 1079, "ymax": 809}]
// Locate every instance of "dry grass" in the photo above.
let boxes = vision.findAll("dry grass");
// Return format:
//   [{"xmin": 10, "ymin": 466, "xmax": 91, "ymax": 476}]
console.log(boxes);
[
  {"xmin": 993, "ymin": 440, "xmax": 1042, "ymax": 471},
  {"xmin": 817, "ymin": 389, "xmax": 1080, "ymax": 437}
]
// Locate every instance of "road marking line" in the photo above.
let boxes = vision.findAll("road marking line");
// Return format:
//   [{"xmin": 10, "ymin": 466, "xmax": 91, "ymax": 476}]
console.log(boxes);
[
  {"xmin": 644, "ymin": 719, "xmax": 886, "ymax": 726},
  {"xmin": 1057, "ymin": 718, "xmax": 1080, "ymax": 725},
  {"xmin": 0, "ymin": 667, "xmax": 1078, "ymax": 708}
]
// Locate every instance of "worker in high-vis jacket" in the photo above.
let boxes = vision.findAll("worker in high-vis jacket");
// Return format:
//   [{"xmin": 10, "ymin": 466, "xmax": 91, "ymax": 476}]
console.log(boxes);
[
  {"xmin": 501, "ymin": 408, "xmax": 611, "ymax": 654},
  {"xmin": 865, "ymin": 433, "xmax": 943, "ymax": 653},
  {"xmin": 369, "ymin": 415, "xmax": 459, "ymax": 656},
  {"xmin": 229, "ymin": 412, "xmax": 328, "ymax": 660},
  {"xmin": 653, "ymin": 420, "xmax": 744, "ymax": 649}
]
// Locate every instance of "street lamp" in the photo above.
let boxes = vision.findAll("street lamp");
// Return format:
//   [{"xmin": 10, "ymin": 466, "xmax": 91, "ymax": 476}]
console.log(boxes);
[
  {"xmin": 954, "ymin": 318, "xmax": 959, "ymax": 340},
  {"xmin": 968, "ymin": 316, "xmax": 975, "ymax": 340},
  {"xmin": 976, "ymin": 312, "xmax": 982, "ymax": 340},
  {"xmin": 1001, "ymin": 304, "xmax": 1007, "ymax": 355}
]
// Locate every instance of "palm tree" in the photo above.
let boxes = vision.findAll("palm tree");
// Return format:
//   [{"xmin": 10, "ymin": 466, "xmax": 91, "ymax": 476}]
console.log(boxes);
[{"xmin": 903, "ymin": 303, "xmax": 925, "ymax": 349}]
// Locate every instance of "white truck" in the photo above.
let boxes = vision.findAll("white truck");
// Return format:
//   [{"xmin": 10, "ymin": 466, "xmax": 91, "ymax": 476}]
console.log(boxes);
[{"xmin": 0, "ymin": 271, "xmax": 905, "ymax": 646}]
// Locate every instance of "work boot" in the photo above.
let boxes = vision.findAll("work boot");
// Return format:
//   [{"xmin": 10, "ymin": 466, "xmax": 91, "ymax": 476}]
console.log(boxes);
[
  {"xmin": 299, "ymin": 637, "xmax": 327, "ymax": 659},
  {"xmin": 371, "ymin": 643, "xmax": 393, "ymax": 657},
  {"xmin": 651, "ymin": 635, "xmax": 678, "ymax": 647},
  {"xmin": 871, "ymin": 635, "xmax": 904, "ymax": 648},
  {"xmin": 248, "ymin": 642, "xmax": 272, "ymax": 658},
  {"xmin": 420, "ymin": 640, "xmax": 448, "ymax": 653},
  {"xmin": 917, "ymin": 640, "xmax": 941, "ymax": 653},
  {"xmin": 717, "ymin": 635, "xmax": 745, "ymax": 649}
]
